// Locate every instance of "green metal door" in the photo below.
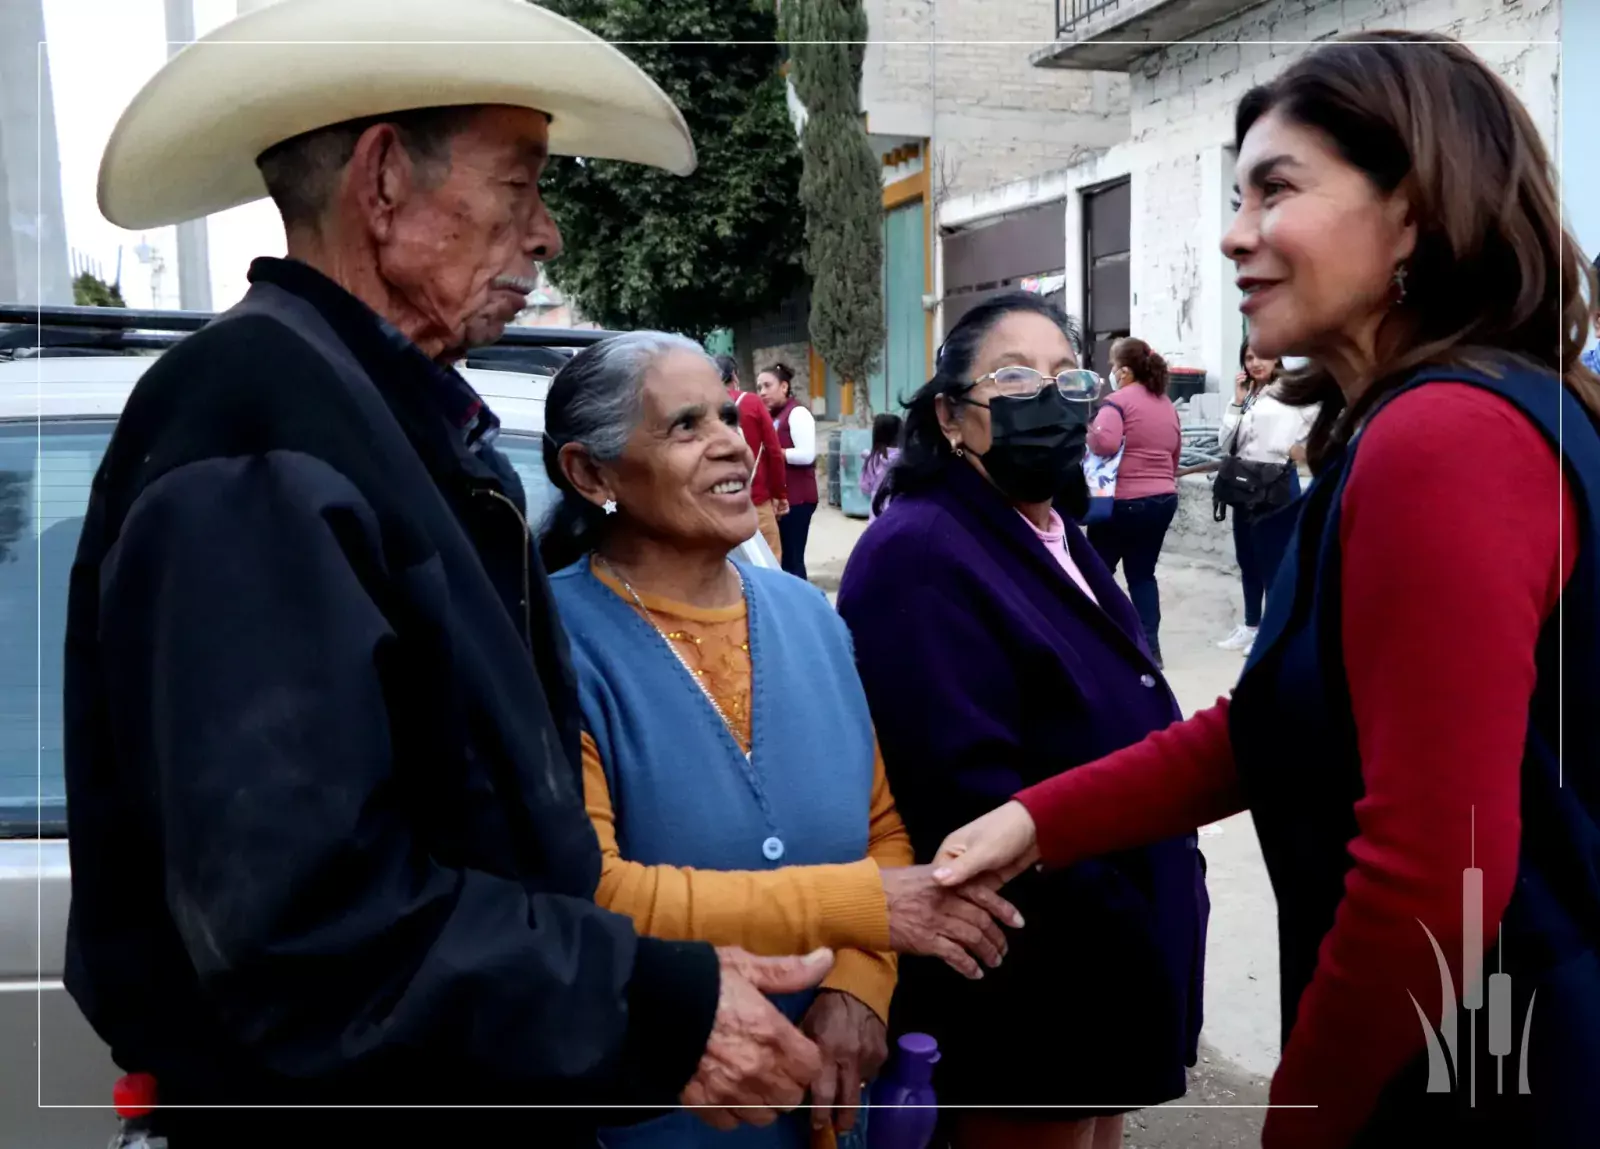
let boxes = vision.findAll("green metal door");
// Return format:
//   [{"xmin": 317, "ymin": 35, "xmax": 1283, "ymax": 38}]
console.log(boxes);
[
  {"xmin": 831, "ymin": 200, "xmax": 926, "ymax": 419},
  {"xmin": 865, "ymin": 212, "xmax": 890, "ymax": 415},
  {"xmin": 882, "ymin": 201, "xmax": 926, "ymax": 414}
]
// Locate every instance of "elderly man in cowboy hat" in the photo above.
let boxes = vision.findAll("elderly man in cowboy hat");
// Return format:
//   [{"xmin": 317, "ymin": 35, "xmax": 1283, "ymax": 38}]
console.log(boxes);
[{"xmin": 62, "ymin": 1, "xmax": 833, "ymax": 1144}]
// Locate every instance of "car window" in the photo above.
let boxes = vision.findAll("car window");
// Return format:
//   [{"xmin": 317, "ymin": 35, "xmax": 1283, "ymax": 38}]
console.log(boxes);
[
  {"xmin": 495, "ymin": 432, "xmax": 561, "ymax": 532},
  {"xmin": 0, "ymin": 420, "xmax": 113, "ymax": 838},
  {"xmin": 0, "ymin": 423, "xmax": 560, "ymax": 839},
  {"xmin": 0, "ymin": 421, "xmax": 742, "ymax": 839}
]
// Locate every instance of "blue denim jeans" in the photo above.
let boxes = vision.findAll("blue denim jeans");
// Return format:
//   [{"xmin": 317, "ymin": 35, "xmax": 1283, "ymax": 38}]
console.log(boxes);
[
  {"xmin": 1233, "ymin": 509, "xmax": 1266, "ymax": 629},
  {"xmin": 1233, "ymin": 469, "xmax": 1303, "ymax": 627},
  {"xmin": 779, "ymin": 501, "xmax": 817, "ymax": 582},
  {"xmin": 1087, "ymin": 492, "xmax": 1179, "ymax": 653}
]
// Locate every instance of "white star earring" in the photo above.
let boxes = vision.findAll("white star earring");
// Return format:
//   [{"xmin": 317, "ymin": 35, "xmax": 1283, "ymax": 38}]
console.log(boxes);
[{"xmin": 603, "ymin": 499, "xmax": 618, "ymax": 516}]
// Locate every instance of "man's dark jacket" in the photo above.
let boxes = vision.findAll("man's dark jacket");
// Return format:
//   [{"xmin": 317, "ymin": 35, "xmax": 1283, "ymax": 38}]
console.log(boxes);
[{"xmin": 61, "ymin": 259, "xmax": 720, "ymax": 1143}]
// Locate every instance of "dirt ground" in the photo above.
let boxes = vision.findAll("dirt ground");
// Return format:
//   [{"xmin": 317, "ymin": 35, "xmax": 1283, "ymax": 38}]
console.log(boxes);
[{"xmin": 808, "ymin": 506, "xmax": 1278, "ymax": 1148}]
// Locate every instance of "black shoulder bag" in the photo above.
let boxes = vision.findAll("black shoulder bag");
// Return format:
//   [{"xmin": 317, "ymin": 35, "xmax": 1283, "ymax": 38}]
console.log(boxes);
[{"xmin": 1213, "ymin": 393, "xmax": 1294, "ymax": 523}]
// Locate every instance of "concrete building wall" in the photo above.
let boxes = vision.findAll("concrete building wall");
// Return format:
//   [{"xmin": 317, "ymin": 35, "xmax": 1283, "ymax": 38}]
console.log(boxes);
[
  {"xmin": 941, "ymin": 0, "xmax": 1561, "ymax": 392},
  {"xmin": 862, "ymin": 0, "xmax": 1130, "ymax": 200},
  {"xmin": 1129, "ymin": 0, "xmax": 1558, "ymax": 383},
  {"xmin": 861, "ymin": 1, "xmax": 936, "ymax": 140},
  {"xmin": 929, "ymin": 2, "xmax": 1129, "ymax": 198}
]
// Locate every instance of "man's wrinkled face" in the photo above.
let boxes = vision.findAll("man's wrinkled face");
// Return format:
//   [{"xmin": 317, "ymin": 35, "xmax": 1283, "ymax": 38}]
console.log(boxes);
[{"xmin": 378, "ymin": 106, "xmax": 562, "ymax": 358}]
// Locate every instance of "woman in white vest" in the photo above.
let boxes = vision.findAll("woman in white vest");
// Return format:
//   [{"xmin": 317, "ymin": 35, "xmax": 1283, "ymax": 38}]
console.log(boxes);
[{"xmin": 1216, "ymin": 342, "xmax": 1317, "ymax": 654}]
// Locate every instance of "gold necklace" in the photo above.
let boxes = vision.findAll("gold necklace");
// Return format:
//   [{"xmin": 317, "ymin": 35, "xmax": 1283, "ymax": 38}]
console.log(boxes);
[{"xmin": 595, "ymin": 555, "xmax": 750, "ymax": 760}]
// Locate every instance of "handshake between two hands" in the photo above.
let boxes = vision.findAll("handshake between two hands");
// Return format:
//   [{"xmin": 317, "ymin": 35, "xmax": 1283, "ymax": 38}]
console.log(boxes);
[{"xmin": 681, "ymin": 807, "xmax": 1042, "ymax": 1133}]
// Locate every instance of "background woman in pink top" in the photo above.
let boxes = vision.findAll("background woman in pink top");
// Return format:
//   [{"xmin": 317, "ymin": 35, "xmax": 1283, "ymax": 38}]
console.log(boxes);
[{"xmin": 1086, "ymin": 338, "xmax": 1182, "ymax": 667}]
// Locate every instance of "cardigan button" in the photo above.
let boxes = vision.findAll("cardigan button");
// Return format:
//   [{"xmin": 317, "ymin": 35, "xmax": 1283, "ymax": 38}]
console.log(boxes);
[
  {"xmin": 1140, "ymin": 674, "xmax": 1157, "ymax": 688},
  {"xmin": 762, "ymin": 836, "xmax": 785, "ymax": 862}
]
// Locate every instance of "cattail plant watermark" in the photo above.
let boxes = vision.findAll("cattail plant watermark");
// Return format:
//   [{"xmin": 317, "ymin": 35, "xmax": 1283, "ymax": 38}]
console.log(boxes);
[{"xmin": 1409, "ymin": 808, "xmax": 1534, "ymax": 1100}]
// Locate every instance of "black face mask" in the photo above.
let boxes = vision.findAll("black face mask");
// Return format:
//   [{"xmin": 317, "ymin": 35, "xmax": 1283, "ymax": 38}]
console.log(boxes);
[{"xmin": 972, "ymin": 388, "xmax": 1089, "ymax": 503}]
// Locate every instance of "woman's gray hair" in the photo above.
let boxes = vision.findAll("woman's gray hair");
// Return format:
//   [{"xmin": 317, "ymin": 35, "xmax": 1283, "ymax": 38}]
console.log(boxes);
[{"xmin": 539, "ymin": 331, "xmax": 713, "ymax": 570}]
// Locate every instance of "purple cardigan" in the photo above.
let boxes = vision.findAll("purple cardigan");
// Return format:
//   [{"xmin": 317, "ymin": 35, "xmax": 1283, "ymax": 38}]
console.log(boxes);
[
  {"xmin": 836, "ymin": 460, "xmax": 1208, "ymax": 1109},
  {"xmin": 859, "ymin": 447, "xmax": 899, "ymax": 520}
]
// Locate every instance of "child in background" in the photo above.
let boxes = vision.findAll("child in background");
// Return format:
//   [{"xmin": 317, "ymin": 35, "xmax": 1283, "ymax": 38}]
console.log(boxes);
[{"xmin": 860, "ymin": 413, "xmax": 903, "ymax": 521}]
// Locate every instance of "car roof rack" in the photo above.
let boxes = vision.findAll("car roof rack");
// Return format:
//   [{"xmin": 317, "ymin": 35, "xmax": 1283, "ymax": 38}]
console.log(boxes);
[{"xmin": 0, "ymin": 304, "xmax": 619, "ymax": 367}]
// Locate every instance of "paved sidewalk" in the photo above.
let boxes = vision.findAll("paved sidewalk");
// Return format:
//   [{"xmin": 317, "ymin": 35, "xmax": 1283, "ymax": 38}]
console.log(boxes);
[{"xmin": 806, "ymin": 504, "xmax": 870, "ymax": 595}]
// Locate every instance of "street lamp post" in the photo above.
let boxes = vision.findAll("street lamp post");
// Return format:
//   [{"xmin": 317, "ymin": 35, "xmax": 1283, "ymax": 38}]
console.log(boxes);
[{"xmin": 164, "ymin": 0, "xmax": 213, "ymax": 311}]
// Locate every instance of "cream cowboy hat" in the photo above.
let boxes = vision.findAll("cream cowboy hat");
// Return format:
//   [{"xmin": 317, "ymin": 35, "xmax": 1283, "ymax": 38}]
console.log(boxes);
[{"xmin": 98, "ymin": 0, "xmax": 696, "ymax": 229}]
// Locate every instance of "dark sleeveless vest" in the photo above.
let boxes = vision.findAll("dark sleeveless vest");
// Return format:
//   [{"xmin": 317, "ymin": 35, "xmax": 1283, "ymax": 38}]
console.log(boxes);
[
  {"xmin": 1230, "ymin": 364, "xmax": 1600, "ymax": 1145},
  {"xmin": 774, "ymin": 399, "xmax": 819, "ymax": 506}
]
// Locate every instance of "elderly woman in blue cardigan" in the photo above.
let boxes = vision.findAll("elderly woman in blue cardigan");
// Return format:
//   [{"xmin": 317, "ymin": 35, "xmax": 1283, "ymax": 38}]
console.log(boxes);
[
  {"xmin": 836, "ymin": 293, "xmax": 1210, "ymax": 1149},
  {"xmin": 537, "ymin": 333, "xmax": 1022, "ymax": 1149}
]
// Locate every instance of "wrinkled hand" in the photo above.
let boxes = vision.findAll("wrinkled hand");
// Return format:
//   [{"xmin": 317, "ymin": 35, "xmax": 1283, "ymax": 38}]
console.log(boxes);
[
  {"xmin": 800, "ymin": 990, "xmax": 887, "ymax": 1135},
  {"xmin": 930, "ymin": 801, "xmax": 1041, "ymax": 889},
  {"xmin": 880, "ymin": 865, "xmax": 1024, "ymax": 980},
  {"xmin": 682, "ymin": 948, "xmax": 834, "ymax": 1131}
]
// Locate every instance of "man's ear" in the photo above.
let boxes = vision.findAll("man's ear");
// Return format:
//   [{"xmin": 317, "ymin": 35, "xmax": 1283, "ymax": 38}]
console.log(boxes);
[
  {"xmin": 346, "ymin": 123, "xmax": 414, "ymax": 244},
  {"xmin": 558, "ymin": 441, "xmax": 613, "ymax": 509}
]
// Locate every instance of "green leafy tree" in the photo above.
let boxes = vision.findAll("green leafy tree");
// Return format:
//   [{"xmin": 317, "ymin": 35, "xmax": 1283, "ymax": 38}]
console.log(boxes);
[
  {"xmin": 536, "ymin": 0, "xmax": 804, "ymax": 339},
  {"xmin": 781, "ymin": 0, "xmax": 882, "ymax": 415},
  {"xmin": 72, "ymin": 272, "xmax": 125, "ymax": 308}
]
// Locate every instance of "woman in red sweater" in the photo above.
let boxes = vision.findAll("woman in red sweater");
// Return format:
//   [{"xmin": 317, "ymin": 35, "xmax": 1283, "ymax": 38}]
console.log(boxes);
[{"xmin": 928, "ymin": 32, "xmax": 1600, "ymax": 1149}]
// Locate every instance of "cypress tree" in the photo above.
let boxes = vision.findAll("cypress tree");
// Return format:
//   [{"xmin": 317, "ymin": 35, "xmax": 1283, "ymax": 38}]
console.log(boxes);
[{"xmin": 782, "ymin": 0, "xmax": 884, "ymax": 415}]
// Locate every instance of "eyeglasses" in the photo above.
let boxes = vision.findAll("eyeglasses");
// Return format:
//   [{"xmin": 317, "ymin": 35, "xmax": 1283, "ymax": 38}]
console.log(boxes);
[{"xmin": 967, "ymin": 366, "xmax": 1105, "ymax": 401}]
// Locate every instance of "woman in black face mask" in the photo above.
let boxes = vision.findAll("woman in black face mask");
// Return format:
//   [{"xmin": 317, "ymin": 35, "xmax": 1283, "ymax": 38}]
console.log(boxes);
[{"xmin": 836, "ymin": 293, "xmax": 1209, "ymax": 1149}]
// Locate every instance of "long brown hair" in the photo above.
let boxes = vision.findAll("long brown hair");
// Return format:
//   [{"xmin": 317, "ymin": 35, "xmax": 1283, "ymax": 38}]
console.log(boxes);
[
  {"xmin": 1111, "ymin": 337, "xmax": 1170, "ymax": 397},
  {"xmin": 1236, "ymin": 31, "xmax": 1600, "ymax": 465},
  {"xmin": 1240, "ymin": 338, "xmax": 1281, "ymax": 392}
]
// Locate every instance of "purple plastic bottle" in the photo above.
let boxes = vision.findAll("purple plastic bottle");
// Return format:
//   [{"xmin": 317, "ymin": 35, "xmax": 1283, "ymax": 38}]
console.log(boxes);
[{"xmin": 866, "ymin": 1033, "xmax": 940, "ymax": 1149}]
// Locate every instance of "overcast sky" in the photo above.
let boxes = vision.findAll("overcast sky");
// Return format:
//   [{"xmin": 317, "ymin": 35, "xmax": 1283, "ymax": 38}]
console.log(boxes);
[{"xmin": 41, "ymin": 0, "xmax": 283, "ymax": 307}]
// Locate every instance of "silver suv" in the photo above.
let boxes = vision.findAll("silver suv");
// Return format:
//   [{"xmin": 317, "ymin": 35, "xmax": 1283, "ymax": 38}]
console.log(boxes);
[{"xmin": 0, "ymin": 306, "xmax": 776, "ymax": 1147}]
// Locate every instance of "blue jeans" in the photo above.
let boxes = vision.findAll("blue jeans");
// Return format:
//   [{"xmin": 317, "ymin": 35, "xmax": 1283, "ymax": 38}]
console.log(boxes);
[
  {"xmin": 779, "ymin": 501, "xmax": 816, "ymax": 582},
  {"xmin": 1088, "ymin": 492, "xmax": 1179, "ymax": 653},
  {"xmin": 1233, "ymin": 469, "xmax": 1303, "ymax": 627},
  {"xmin": 1233, "ymin": 511, "xmax": 1266, "ymax": 629}
]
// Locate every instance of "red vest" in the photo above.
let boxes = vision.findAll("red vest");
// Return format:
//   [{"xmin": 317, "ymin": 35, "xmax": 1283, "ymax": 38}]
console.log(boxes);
[{"xmin": 775, "ymin": 399, "xmax": 819, "ymax": 506}]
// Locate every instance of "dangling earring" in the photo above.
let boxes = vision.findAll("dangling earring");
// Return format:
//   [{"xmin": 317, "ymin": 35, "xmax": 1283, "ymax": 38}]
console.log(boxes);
[
  {"xmin": 951, "ymin": 442, "xmax": 965, "ymax": 459},
  {"xmin": 602, "ymin": 499, "xmax": 618, "ymax": 515},
  {"xmin": 1391, "ymin": 264, "xmax": 1408, "ymax": 305}
]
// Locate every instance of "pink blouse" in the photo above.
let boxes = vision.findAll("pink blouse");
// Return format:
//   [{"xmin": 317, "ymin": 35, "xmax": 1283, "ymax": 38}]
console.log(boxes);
[{"xmin": 1019, "ymin": 509, "xmax": 1098, "ymax": 604}]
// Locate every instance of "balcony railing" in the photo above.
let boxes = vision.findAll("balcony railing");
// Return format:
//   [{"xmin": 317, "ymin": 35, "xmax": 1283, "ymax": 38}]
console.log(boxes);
[
  {"xmin": 1039, "ymin": 0, "xmax": 1269, "ymax": 71},
  {"xmin": 1055, "ymin": 0, "xmax": 1121, "ymax": 36}
]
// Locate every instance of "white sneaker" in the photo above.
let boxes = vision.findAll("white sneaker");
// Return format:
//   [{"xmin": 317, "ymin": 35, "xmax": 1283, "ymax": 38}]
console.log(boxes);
[{"xmin": 1217, "ymin": 625, "xmax": 1258, "ymax": 651}]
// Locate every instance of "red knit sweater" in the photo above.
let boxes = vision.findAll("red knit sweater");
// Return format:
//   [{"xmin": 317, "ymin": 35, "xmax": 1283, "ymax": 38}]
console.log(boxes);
[
  {"xmin": 729, "ymin": 388, "xmax": 787, "ymax": 507},
  {"xmin": 1015, "ymin": 384, "xmax": 1579, "ymax": 1149}
]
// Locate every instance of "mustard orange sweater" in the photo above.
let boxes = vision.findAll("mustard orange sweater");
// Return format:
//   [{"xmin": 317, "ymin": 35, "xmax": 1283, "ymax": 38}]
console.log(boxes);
[{"xmin": 582, "ymin": 733, "xmax": 912, "ymax": 1022}]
